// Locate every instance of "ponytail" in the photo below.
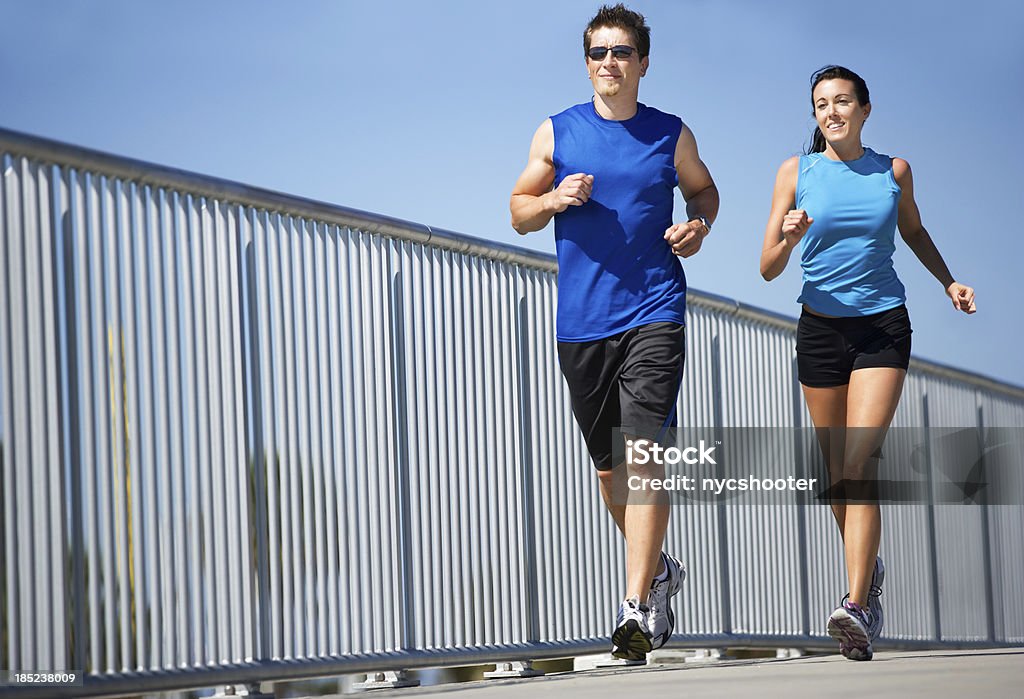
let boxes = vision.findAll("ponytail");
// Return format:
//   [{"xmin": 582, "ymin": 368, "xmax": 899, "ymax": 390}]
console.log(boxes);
[{"xmin": 808, "ymin": 128, "xmax": 827, "ymax": 154}]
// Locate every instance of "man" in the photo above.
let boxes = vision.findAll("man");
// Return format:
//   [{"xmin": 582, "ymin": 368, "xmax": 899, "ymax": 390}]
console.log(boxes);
[{"xmin": 509, "ymin": 4, "xmax": 719, "ymax": 661}]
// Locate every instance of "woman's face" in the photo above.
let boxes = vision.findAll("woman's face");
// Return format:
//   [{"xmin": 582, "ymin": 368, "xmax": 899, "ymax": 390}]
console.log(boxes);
[{"xmin": 812, "ymin": 78, "xmax": 871, "ymax": 147}]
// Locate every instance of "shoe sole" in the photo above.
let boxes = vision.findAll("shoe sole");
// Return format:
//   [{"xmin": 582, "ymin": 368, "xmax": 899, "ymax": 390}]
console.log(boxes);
[
  {"xmin": 611, "ymin": 647, "xmax": 647, "ymax": 662},
  {"xmin": 827, "ymin": 609, "xmax": 873, "ymax": 661},
  {"xmin": 612, "ymin": 619, "xmax": 653, "ymax": 660}
]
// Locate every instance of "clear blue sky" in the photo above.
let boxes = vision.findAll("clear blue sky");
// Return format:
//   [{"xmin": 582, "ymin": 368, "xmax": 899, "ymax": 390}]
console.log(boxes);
[{"xmin": 2, "ymin": 0, "xmax": 1022, "ymax": 386}]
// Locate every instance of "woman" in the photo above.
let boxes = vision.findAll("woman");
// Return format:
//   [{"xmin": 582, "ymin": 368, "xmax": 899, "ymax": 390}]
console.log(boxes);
[{"xmin": 760, "ymin": 65, "xmax": 975, "ymax": 661}]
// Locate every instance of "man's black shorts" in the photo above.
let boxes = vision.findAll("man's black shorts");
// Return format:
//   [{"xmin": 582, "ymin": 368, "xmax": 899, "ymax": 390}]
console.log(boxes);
[
  {"xmin": 557, "ymin": 322, "xmax": 685, "ymax": 471},
  {"xmin": 797, "ymin": 305, "xmax": 912, "ymax": 388}
]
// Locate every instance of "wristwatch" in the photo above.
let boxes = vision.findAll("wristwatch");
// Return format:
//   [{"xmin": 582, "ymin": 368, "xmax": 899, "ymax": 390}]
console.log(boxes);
[{"xmin": 695, "ymin": 215, "xmax": 711, "ymax": 233}]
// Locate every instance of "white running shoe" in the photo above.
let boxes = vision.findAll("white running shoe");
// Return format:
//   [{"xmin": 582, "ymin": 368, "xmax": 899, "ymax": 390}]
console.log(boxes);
[
  {"xmin": 612, "ymin": 595, "xmax": 653, "ymax": 660},
  {"xmin": 647, "ymin": 553, "xmax": 686, "ymax": 649},
  {"xmin": 828, "ymin": 600, "xmax": 875, "ymax": 661}
]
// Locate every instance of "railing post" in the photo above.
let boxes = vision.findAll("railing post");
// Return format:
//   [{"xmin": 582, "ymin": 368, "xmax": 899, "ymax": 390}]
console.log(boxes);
[
  {"xmin": 792, "ymin": 356, "xmax": 811, "ymax": 638},
  {"xmin": 60, "ymin": 174, "xmax": 88, "ymax": 676},
  {"xmin": 516, "ymin": 293, "xmax": 541, "ymax": 643},
  {"xmin": 711, "ymin": 334, "xmax": 732, "ymax": 635},
  {"xmin": 391, "ymin": 266, "xmax": 416, "ymax": 651},
  {"xmin": 977, "ymin": 403, "xmax": 997, "ymax": 642},
  {"xmin": 922, "ymin": 392, "xmax": 943, "ymax": 641}
]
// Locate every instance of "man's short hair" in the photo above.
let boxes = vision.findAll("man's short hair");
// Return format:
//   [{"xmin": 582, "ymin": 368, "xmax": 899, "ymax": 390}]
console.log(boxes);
[{"xmin": 583, "ymin": 4, "xmax": 651, "ymax": 59}]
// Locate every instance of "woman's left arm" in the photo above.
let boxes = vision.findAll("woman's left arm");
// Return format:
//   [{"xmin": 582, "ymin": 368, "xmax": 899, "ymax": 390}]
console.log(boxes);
[{"xmin": 893, "ymin": 157, "xmax": 976, "ymax": 313}]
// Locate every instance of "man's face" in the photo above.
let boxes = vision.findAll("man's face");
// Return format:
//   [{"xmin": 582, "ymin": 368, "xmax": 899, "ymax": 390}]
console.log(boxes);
[{"xmin": 585, "ymin": 25, "xmax": 648, "ymax": 98}]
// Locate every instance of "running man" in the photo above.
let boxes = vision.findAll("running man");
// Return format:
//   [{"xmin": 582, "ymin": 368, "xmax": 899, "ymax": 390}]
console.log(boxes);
[{"xmin": 509, "ymin": 4, "xmax": 719, "ymax": 660}]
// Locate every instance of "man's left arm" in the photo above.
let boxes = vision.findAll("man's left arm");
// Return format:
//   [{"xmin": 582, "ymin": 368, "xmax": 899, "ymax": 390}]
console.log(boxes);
[{"xmin": 664, "ymin": 123, "xmax": 719, "ymax": 257}]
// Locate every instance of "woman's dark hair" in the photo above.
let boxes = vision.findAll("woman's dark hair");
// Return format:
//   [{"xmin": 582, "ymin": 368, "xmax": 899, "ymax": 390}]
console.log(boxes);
[
  {"xmin": 806, "ymin": 65, "xmax": 870, "ymax": 154},
  {"xmin": 584, "ymin": 4, "xmax": 651, "ymax": 59}
]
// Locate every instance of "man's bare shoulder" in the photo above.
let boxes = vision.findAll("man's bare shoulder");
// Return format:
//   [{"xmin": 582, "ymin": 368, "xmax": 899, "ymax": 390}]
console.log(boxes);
[
  {"xmin": 534, "ymin": 118, "xmax": 554, "ymax": 141},
  {"xmin": 528, "ymin": 118, "xmax": 555, "ymax": 162},
  {"xmin": 673, "ymin": 118, "xmax": 701, "ymax": 165}
]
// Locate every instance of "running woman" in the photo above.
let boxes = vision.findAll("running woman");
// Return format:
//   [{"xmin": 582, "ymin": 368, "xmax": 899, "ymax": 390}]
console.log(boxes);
[
  {"xmin": 760, "ymin": 65, "xmax": 976, "ymax": 660},
  {"xmin": 510, "ymin": 4, "xmax": 719, "ymax": 660}
]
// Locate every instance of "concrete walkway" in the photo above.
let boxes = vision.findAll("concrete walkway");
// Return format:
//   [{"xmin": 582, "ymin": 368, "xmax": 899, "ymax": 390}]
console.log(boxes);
[{"xmin": 338, "ymin": 648, "xmax": 1024, "ymax": 699}]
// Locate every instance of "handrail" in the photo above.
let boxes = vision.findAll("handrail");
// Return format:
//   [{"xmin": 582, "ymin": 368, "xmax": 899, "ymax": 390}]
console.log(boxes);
[{"xmin": 1, "ymin": 126, "xmax": 1020, "ymax": 399}]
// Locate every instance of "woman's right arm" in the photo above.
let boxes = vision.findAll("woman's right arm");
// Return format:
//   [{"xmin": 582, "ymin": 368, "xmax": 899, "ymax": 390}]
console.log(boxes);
[{"xmin": 760, "ymin": 156, "xmax": 812, "ymax": 281}]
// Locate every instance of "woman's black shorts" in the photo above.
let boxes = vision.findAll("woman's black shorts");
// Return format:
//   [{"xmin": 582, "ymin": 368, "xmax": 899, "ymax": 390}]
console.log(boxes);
[{"xmin": 797, "ymin": 305, "xmax": 912, "ymax": 388}]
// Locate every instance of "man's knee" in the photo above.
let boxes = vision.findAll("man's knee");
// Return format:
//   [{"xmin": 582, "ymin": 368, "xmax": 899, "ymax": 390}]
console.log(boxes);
[{"xmin": 596, "ymin": 463, "xmax": 632, "ymax": 485}]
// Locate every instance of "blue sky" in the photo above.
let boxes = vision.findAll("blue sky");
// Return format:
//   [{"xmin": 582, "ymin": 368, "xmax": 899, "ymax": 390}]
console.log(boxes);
[{"xmin": 2, "ymin": 0, "xmax": 1022, "ymax": 386}]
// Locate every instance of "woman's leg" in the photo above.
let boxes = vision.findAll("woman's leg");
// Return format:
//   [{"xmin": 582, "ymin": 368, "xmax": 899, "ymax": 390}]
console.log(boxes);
[
  {"xmin": 842, "ymin": 367, "xmax": 906, "ymax": 605},
  {"xmin": 802, "ymin": 384, "xmax": 849, "ymax": 533}
]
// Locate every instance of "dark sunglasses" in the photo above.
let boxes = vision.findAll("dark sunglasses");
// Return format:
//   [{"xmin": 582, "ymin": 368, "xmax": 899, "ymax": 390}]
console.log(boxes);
[{"xmin": 587, "ymin": 45, "xmax": 636, "ymax": 61}]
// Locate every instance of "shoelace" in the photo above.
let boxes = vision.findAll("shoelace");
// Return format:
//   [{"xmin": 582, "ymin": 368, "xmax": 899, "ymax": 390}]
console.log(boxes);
[{"xmin": 843, "ymin": 586, "xmax": 882, "ymax": 605}]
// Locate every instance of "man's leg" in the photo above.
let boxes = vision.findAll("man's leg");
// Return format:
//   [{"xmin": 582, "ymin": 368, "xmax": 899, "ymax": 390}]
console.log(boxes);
[
  {"xmin": 622, "ymin": 439, "xmax": 670, "ymax": 603},
  {"xmin": 597, "ymin": 463, "xmax": 669, "ymax": 576},
  {"xmin": 608, "ymin": 322, "xmax": 685, "ymax": 657},
  {"xmin": 596, "ymin": 469, "xmax": 626, "ymax": 535},
  {"xmin": 606, "ymin": 442, "xmax": 670, "ymax": 659},
  {"xmin": 558, "ymin": 324, "xmax": 680, "ymax": 659}
]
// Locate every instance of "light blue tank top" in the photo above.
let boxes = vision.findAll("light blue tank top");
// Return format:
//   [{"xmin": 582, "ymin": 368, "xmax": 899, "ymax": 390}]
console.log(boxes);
[
  {"xmin": 795, "ymin": 148, "xmax": 906, "ymax": 316},
  {"xmin": 550, "ymin": 102, "xmax": 686, "ymax": 341}
]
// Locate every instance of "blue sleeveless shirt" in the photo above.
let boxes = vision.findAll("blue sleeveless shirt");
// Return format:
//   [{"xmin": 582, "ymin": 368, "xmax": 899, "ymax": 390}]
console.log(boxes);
[
  {"xmin": 795, "ymin": 148, "xmax": 906, "ymax": 316},
  {"xmin": 550, "ymin": 101, "xmax": 687, "ymax": 341}
]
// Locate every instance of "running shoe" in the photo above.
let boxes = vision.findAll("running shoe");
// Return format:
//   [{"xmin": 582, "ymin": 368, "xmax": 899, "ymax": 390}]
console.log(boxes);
[
  {"xmin": 612, "ymin": 595, "xmax": 653, "ymax": 660},
  {"xmin": 827, "ymin": 600, "xmax": 874, "ymax": 661},
  {"xmin": 648, "ymin": 552, "xmax": 686, "ymax": 649},
  {"xmin": 840, "ymin": 556, "xmax": 885, "ymax": 652}
]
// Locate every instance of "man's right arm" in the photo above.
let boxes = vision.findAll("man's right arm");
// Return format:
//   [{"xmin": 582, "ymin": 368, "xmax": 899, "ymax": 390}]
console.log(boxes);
[{"xmin": 510, "ymin": 119, "xmax": 593, "ymax": 234}]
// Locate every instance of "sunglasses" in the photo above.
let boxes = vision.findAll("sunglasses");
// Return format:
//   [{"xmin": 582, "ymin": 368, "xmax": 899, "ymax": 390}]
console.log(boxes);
[{"xmin": 587, "ymin": 45, "xmax": 636, "ymax": 61}]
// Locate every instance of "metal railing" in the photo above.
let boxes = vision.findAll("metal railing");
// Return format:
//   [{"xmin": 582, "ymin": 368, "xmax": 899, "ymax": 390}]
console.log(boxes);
[{"xmin": 1, "ymin": 127, "xmax": 1022, "ymax": 698}]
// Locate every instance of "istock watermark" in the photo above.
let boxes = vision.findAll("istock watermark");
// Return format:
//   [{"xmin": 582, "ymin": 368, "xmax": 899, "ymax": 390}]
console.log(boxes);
[
  {"xmin": 626, "ymin": 438, "xmax": 718, "ymax": 465},
  {"xmin": 626, "ymin": 473, "xmax": 819, "ymax": 495},
  {"xmin": 609, "ymin": 427, "xmax": 1024, "ymax": 506}
]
